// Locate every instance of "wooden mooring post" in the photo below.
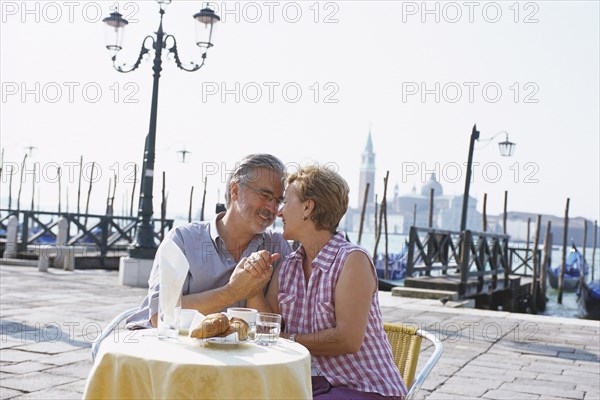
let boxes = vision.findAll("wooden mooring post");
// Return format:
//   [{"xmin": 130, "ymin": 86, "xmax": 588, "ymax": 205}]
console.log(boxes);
[
  {"xmin": 357, "ymin": 183, "xmax": 369, "ymax": 245},
  {"xmin": 592, "ymin": 220, "xmax": 598, "ymax": 281},
  {"xmin": 428, "ymin": 188, "xmax": 434, "ymax": 228},
  {"xmin": 482, "ymin": 193, "xmax": 487, "ymax": 232},
  {"xmin": 540, "ymin": 220, "xmax": 552, "ymax": 309},
  {"xmin": 558, "ymin": 198, "xmax": 570, "ymax": 304},
  {"xmin": 531, "ymin": 215, "xmax": 542, "ymax": 313},
  {"xmin": 580, "ymin": 219, "xmax": 588, "ymax": 289}
]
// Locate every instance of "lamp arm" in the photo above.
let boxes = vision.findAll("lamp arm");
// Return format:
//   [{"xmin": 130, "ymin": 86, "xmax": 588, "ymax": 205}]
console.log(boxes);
[
  {"xmin": 112, "ymin": 35, "xmax": 155, "ymax": 73},
  {"xmin": 164, "ymin": 34, "xmax": 206, "ymax": 72},
  {"xmin": 476, "ymin": 130, "xmax": 510, "ymax": 149}
]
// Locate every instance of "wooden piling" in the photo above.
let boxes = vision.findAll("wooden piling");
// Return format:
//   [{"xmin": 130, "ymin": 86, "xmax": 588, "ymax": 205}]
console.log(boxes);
[
  {"xmin": 130, "ymin": 164, "xmax": 138, "ymax": 217},
  {"xmin": 188, "ymin": 186, "xmax": 195, "ymax": 223},
  {"xmin": 428, "ymin": 188, "xmax": 434, "ymax": 228},
  {"xmin": 482, "ymin": 193, "xmax": 488, "ymax": 232},
  {"xmin": 540, "ymin": 220, "xmax": 552, "ymax": 309},
  {"xmin": 111, "ymin": 173, "xmax": 117, "ymax": 215},
  {"xmin": 357, "ymin": 183, "xmax": 369, "ymax": 245},
  {"xmin": 374, "ymin": 194, "xmax": 378, "ymax": 238},
  {"xmin": 105, "ymin": 177, "xmax": 112, "ymax": 215},
  {"xmin": 526, "ymin": 217, "xmax": 531, "ymax": 274},
  {"xmin": 77, "ymin": 156, "xmax": 83, "ymax": 215},
  {"xmin": 558, "ymin": 198, "xmax": 570, "ymax": 304},
  {"xmin": 200, "ymin": 177, "xmax": 208, "ymax": 221},
  {"xmin": 413, "ymin": 203, "xmax": 417, "ymax": 226},
  {"xmin": 381, "ymin": 177, "xmax": 390, "ymax": 279},
  {"xmin": 57, "ymin": 167, "xmax": 62, "ymax": 214},
  {"xmin": 373, "ymin": 172, "xmax": 389, "ymax": 263},
  {"xmin": 8, "ymin": 163, "xmax": 14, "ymax": 210},
  {"xmin": 16, "ymin": 154, "xmax": 27, "ymax": 213},
  {"xmin": 503, "ymin": 190, "xmax": 508, "ymax": 235},
  {"xmin": 580, "ymin": 219, "xmax": 588, "ymax": 289},
  {"xmin": 531, "ymin": 215, "xmax": 542, "ymax": 313},
  {"xmin": 30, "ymin": 166, "xmax": 35, "ymax": 211},
  {"xmin": 592, "ymin": 220, "xmax": 598, "ymax": 281},
  {"xmin": 84, "ymin": 162, "xmax": 95, "ymax": 227}
]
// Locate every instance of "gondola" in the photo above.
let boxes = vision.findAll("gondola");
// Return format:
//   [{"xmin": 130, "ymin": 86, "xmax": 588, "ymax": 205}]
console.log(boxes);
[
  {"xmin": 548, "ymin": 244, "xmax": 588, "ymax": 291},
  {"xmin": 578, "ymin": 279, "xmax": 600, "ymax": 320}
]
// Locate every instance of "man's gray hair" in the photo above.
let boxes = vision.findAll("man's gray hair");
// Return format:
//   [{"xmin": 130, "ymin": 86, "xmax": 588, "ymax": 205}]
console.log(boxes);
[{"xmin": 225, "ymin": 154, "xmax": 286, "ymax": 206}]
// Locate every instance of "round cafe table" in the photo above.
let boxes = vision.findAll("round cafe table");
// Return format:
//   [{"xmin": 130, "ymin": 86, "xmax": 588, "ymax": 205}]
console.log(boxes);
[{"xmin": 83, "ymin": 329, "xmax": 312, "ymax": 399}]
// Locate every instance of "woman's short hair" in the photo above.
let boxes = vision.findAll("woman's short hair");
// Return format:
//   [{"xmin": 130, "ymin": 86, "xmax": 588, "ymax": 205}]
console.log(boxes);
[
  {"xmin": 287, "ymin": 165, "xmax": 349, "ymax": 233},
  {"xmin": 225, "ymin": 154, "xmax": 286, "ymax": 207}
]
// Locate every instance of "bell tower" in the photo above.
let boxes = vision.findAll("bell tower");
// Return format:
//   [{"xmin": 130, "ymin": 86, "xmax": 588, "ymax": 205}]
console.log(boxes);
[{"xmin": 358, "ymin": 131, "xmax": 376, "ymax": 208}]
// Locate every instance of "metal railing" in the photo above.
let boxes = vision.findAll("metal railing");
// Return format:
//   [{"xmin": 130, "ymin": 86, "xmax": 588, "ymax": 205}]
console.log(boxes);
[{"xmin": 0, "ymin": 209, "xmax": 173, "ymax": 256}]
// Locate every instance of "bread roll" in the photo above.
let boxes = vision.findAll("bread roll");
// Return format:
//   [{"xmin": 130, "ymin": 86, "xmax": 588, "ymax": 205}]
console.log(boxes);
[
  {"xmin": 228, "ymin": 317, "xmax": 249, "ymax": 341},
  {"xmin": 190, "ymin": 313, "xmax": 230, "ymax": 339}
]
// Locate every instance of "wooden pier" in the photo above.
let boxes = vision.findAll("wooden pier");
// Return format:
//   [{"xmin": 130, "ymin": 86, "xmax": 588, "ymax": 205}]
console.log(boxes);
[{"xmin": 404, "ymin": 226, "xmax": 545, "ymax": 313}]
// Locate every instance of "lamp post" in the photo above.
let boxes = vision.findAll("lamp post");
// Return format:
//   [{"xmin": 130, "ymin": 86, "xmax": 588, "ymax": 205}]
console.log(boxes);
[
  {"xmin": 460, "ymin": 124, "xmax": 515, "ymax": 232},
  {"xmin": 102, "ymin": 1, "xmax": 220, "ymax": 258}
]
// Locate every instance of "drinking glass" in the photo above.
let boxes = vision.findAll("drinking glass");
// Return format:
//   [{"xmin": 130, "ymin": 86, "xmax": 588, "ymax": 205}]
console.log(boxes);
[
  {"xmin": 158, "ymin": 292, "xmax": 181, "ymax": 340},
  {"xmin": 255, "ymin": 312, "xmax": 281, "ymax": 346}
]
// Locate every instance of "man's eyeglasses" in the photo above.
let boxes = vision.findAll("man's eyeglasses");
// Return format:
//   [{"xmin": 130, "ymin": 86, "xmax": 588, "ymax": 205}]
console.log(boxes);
[{"xmin": 243, "ymin": 184, "xmax": 284, "ymax": 209}]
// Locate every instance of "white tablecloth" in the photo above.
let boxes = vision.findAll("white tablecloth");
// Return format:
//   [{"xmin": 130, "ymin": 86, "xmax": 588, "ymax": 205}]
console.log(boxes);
[{"xmin": 84, "ymin": 329, "xmax": 312, "ymax": 399}]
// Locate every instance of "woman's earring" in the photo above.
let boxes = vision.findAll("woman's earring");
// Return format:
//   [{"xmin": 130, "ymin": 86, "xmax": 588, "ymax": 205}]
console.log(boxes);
[{"xmin": 302, "ymin": 216, "xmax": 308, "ymax": 221}]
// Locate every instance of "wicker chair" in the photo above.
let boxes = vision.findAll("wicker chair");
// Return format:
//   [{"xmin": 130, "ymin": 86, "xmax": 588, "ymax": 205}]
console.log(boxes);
[{"xmin": 383, "ymin": 322, "xmax": 443, "ymax": 400}]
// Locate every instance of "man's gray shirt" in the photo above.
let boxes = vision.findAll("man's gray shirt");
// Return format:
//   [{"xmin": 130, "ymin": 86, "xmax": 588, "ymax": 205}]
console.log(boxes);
[{"xmin": 126, "ymin": 214, "xmax": 291, "ymax": 328}]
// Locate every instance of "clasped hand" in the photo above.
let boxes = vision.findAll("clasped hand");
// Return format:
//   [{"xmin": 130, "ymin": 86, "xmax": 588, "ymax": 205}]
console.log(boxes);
[{"xmin": 229, "ymin": 250, "xmax": 280, "ymax": 299}]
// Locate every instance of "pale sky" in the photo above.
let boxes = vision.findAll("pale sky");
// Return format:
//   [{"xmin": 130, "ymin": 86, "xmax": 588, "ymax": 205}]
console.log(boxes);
[{"xmin": 1, "ymin": 0, "xmax": 599, "ymax": 223}]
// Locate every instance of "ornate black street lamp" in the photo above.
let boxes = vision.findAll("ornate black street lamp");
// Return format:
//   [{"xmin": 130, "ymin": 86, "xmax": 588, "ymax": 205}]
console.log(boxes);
[
  {"xmin": 460, "ymin": 125, "xmax": 516, "ymax": 232},
  {"xmin": 103, "ymin": 1, "xmax": 220, "ymax": 258}
]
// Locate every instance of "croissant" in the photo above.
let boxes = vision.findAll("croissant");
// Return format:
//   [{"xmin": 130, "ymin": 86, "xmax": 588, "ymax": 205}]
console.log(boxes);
[
  {"xmin": 226, "ymin": 317, "xmax": 249, "ymax": 341},
  {"xmin": 190, "ymin": 313, "xmax": 230, "ymax": 339}
]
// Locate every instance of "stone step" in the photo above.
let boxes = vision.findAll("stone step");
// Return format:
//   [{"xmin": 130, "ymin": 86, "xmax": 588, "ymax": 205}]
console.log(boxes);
[
  {"xmin": 392, "ymin": 286, "xmax": 459, "ymax": 300},
  {"xmin": 0, "ymin": 258, "xmax": 38, "ymax": 267}
]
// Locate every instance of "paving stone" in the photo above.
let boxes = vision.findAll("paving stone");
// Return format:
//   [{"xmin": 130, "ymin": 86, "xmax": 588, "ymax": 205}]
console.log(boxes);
[
  {"xmin": 0, "ymin": 362, "xmax": 53, "ymax": 375},
  {"xmin": 584, "ymin": 392, "xmax": 600, "ymax": 400},
  {"xmin": 482, "ymin": 389, "xmax": 540, "ymax": 399},
  {"xmin": 499, "ymin": 382, "xmax": 584, "ymax": 399},
  {"xmin": 47, "ymin": 360, "xmax": 92, "ymax": 379},
  {"xmin": 8, "ymin": 388, "xmax": 82, "ymax": 399},
  {"xmin": 13, "ymin": 341, "xmax": 86, "ymax": 355},
  {"xmin": 577, "ymin": 385, "xmax": 600, "ymax": 398},
  {"xmin": 52, "ymin": 380, "xmax": 86, "ymax": 394},
  {"xmin": 39, "ymin": 349, "xmax": 90, "ymax": 366},
  {"xmin": 536, "ymin": 372, "xmax": 600, "ymax": 387},
  {"xmin": 0, "ymin": 387, "xmax": 26, "ymax": 399},
  {"xmin": 0, "ymin": 371, "xmax": 78, "ymax": 393},
  {"xmin": 425, "ymin": 391, "xmax": 466, "ymax": 399},
  {"xmin": 0, "ymin": 350, "xmax": 46, "ymax": 363}
]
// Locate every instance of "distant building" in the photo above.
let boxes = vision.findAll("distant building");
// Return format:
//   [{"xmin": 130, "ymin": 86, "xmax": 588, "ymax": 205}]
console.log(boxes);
[
  {"xmin": 342, "ymin": 133, "xmax": 481, "ymax": 234},
  {"xmin": 341, "ymin": 134, "xmax": 596, "ymax": 247}
]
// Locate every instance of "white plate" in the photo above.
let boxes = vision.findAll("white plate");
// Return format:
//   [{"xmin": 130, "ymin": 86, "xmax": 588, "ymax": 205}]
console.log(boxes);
[{"xmin": 204, "ymin": 337, "xmax": 250, "ymax": 346}]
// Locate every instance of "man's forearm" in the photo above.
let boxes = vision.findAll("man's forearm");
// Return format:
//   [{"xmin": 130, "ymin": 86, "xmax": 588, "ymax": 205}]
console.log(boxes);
[{"xmin": 182, "ymin": 284, "xmax": 242, "ymax": 315}]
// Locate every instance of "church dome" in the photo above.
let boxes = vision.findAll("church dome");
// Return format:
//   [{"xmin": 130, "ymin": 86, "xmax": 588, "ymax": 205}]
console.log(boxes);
[{"xmin": 421, "ymin": 173, "xmax": 443, "ymax": 196}]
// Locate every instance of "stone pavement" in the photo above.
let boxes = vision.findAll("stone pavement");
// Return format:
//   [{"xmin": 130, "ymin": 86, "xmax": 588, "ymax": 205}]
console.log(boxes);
[{"xmin": 0, "ymin": 263, "xmax": 599, "ymax": 400}]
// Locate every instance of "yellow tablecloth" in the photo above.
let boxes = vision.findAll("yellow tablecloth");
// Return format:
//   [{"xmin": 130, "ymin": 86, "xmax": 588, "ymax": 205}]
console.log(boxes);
[{"xmin": 84, "ymin": 329, "xmax": 312, "ymax": 399}]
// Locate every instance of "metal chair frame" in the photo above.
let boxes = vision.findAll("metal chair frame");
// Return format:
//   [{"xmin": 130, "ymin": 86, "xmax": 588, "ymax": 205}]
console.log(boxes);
[
  {"xmin": 383, "ymin": 322, "xmax": 443, "ymax": 400},
  {"xmin": 91, "ymin": 307, "xmax": 138, "ymax": 361}
]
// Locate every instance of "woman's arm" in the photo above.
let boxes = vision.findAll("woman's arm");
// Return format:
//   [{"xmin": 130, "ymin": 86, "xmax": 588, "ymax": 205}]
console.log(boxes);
[
  {"xmin": 291, "ymin": 251, "xmax": 376, "ymax": 355},
  {"xmin": 247, "ymin": 262, "xmax": 281, "ymax": 314}
]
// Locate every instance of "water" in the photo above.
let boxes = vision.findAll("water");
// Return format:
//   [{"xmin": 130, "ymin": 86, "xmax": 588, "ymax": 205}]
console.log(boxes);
[
  {"xmin": 255, "ymin": 321, "xmax": 281, "ymax": 345},
  {"xmin": 344, "ymin": 230, "xmax": 599, "ymax": 320}
]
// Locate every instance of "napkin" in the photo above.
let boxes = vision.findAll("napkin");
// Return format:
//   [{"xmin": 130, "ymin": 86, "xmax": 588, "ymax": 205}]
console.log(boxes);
[{"xmin": 158, "ymin": 239, "xmax": 189, "ymax": 331}]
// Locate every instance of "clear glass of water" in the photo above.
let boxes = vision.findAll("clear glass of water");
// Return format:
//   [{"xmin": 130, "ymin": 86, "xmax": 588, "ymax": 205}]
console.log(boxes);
[{"xmin": 255, "ymin": 312, "xmax": 281, "ymax": 346}]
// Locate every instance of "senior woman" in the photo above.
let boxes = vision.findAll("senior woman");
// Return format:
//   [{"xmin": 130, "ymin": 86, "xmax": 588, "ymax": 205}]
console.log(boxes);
[{"xmin": 247, "ymin": 165, "xmax": 407, "ymax": 399}]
